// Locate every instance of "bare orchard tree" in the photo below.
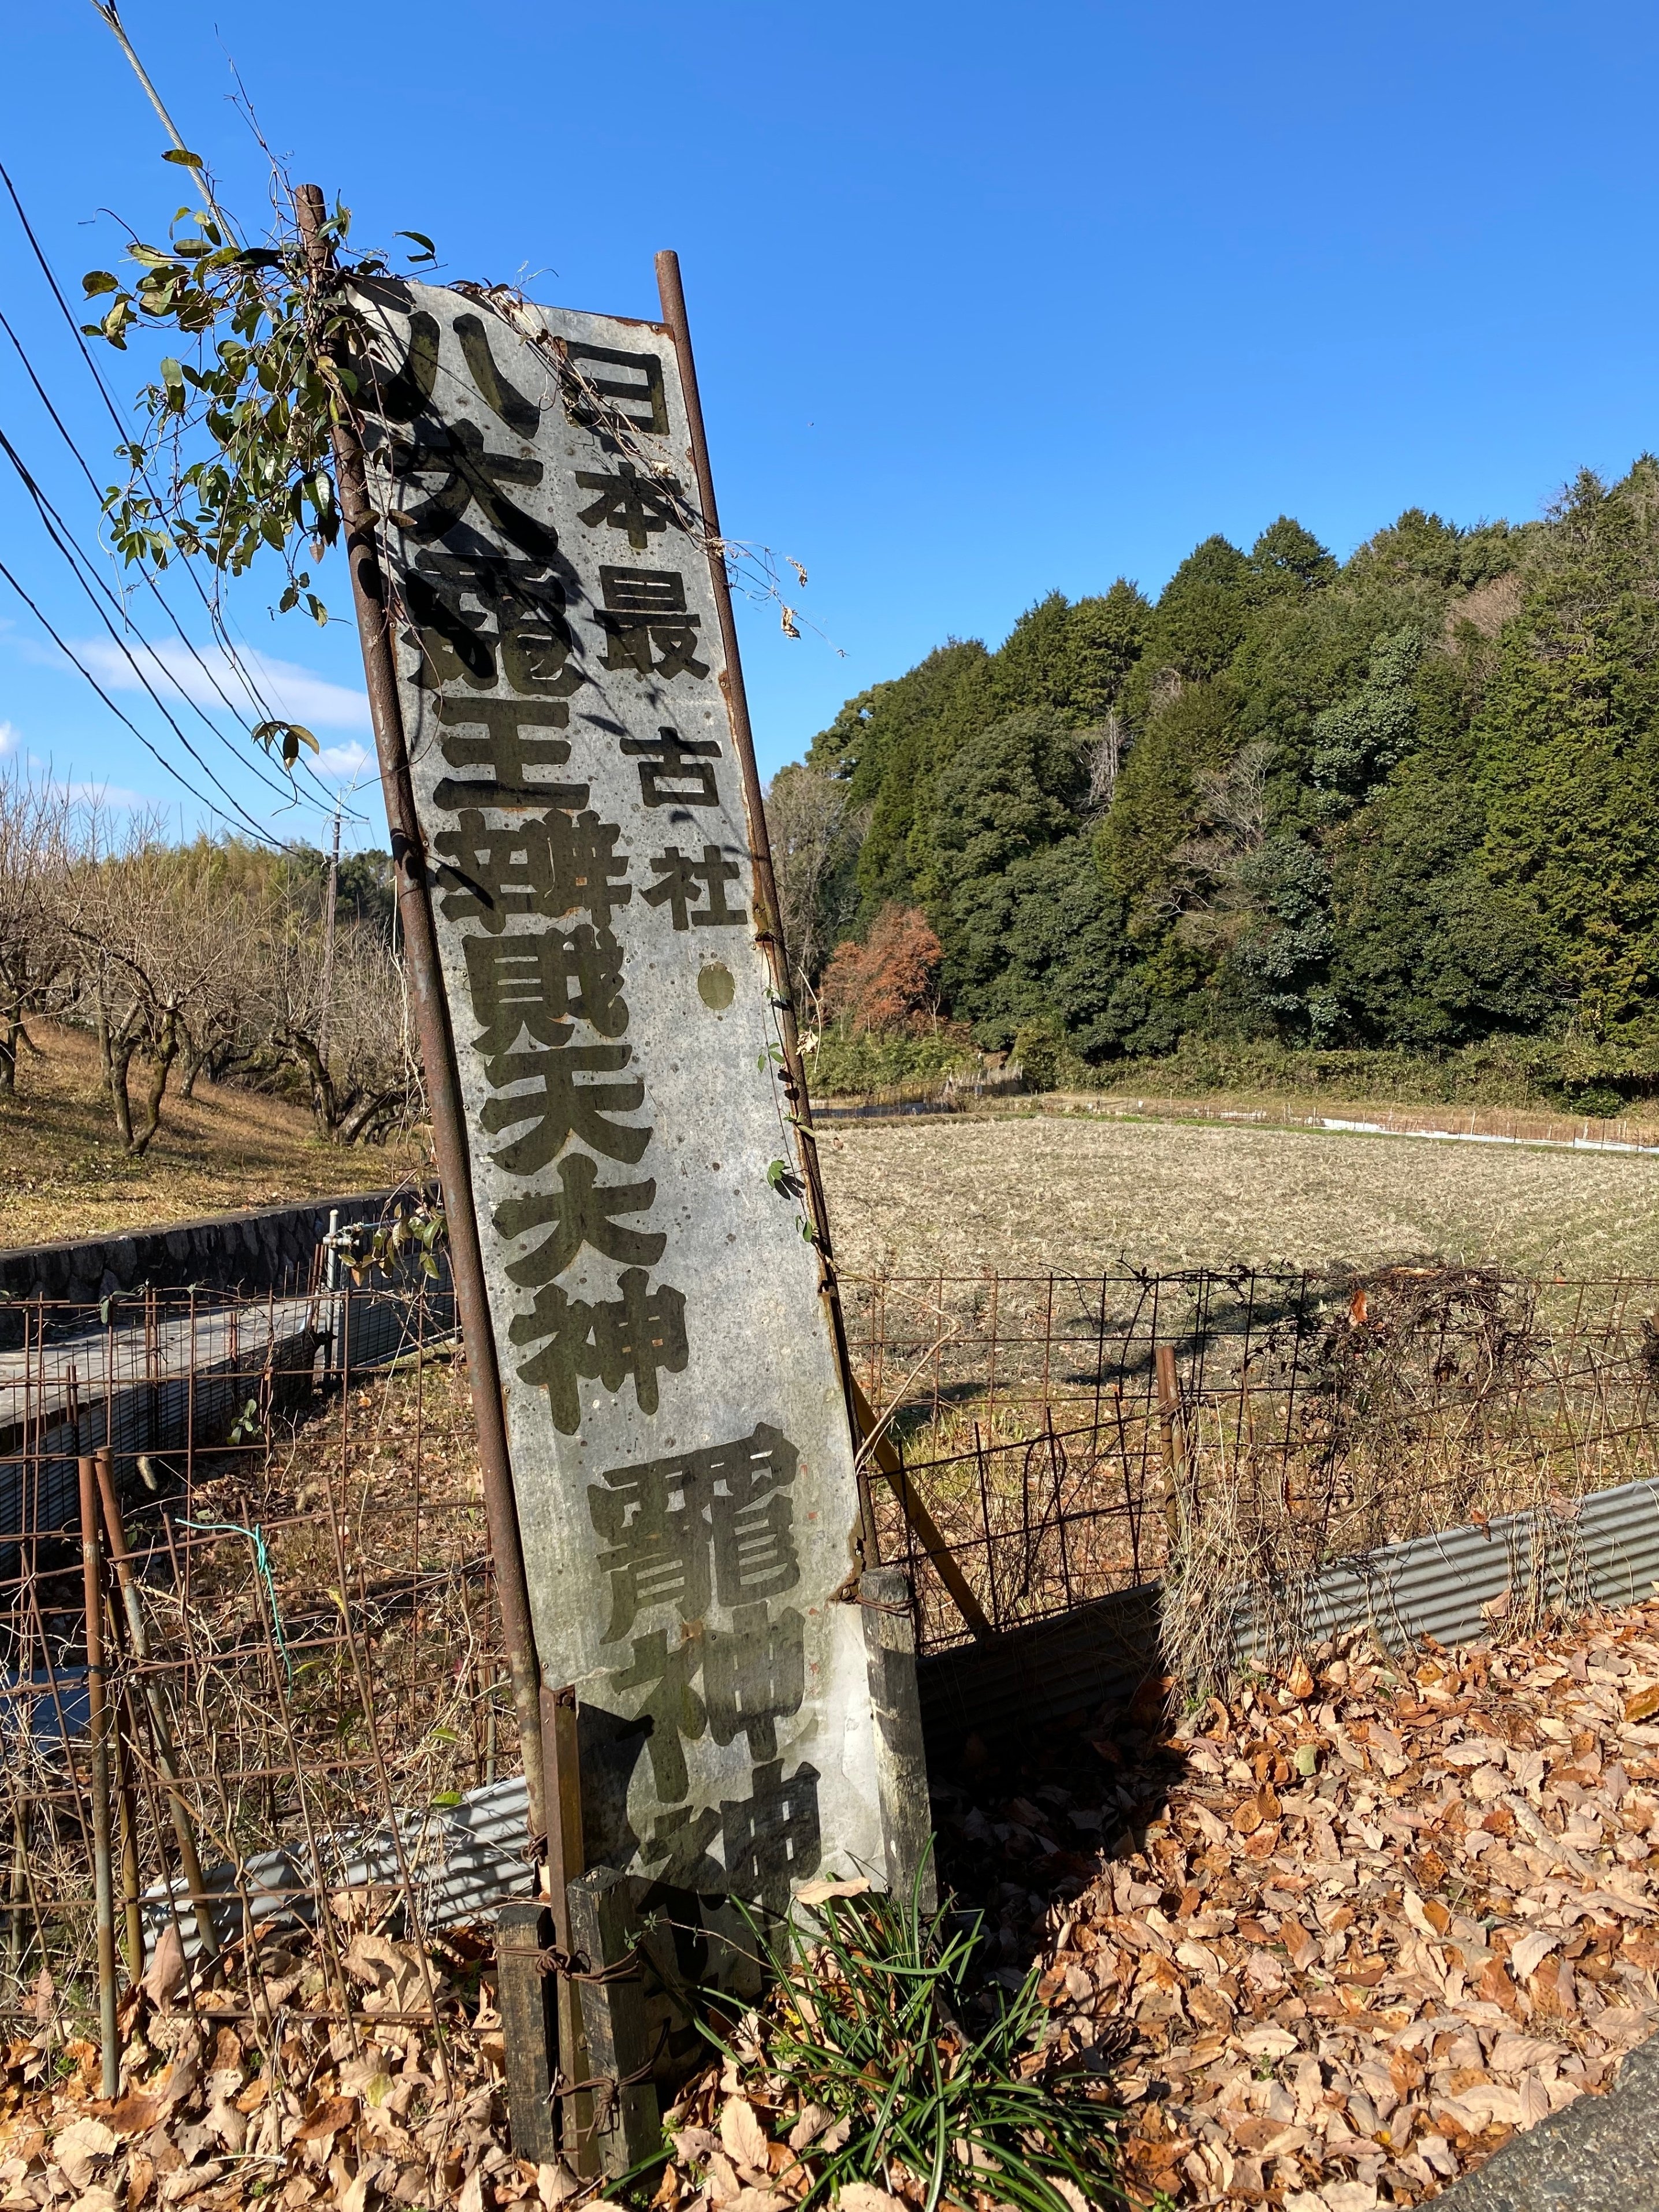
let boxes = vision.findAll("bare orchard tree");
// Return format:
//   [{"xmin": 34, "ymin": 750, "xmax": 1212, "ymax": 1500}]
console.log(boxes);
[
  {"xmin": 178, "ymin": 882, "xmax": 269, "ymax": 1098},
  {"xmin": 255, "ymin": 901, "xmax": 419, "ymax": 1144},
  {"xmin": 764, "ymin": 764, "xmax": 867, "ymax": 1015},
  {"xmin": 0, "ymin": 768, "xmax": 73, "ymax": 1094},
  {"xmin": 63, "ymin": 812, "xmax": 241, "ymax": 1155}
]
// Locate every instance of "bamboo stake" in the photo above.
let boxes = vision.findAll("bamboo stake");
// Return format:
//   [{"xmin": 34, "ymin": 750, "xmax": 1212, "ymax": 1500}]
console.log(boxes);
[{"xmin": 77, "ymin": 1455, "xmax": 119, "ymax": 2099}]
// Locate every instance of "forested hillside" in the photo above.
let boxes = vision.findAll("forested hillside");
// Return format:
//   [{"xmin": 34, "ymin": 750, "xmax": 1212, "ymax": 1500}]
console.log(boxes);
[{"xmin": 768, "ymin": 461, "xmax": 1659, "ymax": 1109}]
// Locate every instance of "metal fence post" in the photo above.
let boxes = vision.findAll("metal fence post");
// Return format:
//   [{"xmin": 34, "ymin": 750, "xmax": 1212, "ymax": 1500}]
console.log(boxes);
[
  {"xmin": 1156, "ymin": 1343, "xmax": 1190, "ymax": 1553},
  {"xmin": 78, "ymin": 1455, "xmax": 119, "ymax": 2097}
]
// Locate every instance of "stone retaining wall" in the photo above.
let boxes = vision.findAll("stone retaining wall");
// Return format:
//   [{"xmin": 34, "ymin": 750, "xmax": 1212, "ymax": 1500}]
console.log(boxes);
[{"xmin": 0, "ymin": 1186, "xmax": 418, "ymax": 1310}]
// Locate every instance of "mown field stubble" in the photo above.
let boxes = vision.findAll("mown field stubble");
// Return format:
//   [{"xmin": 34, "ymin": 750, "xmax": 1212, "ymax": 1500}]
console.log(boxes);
[{"xmin": 816, "ymin": 1111, "xmax": 1659, "ymax": 1278}]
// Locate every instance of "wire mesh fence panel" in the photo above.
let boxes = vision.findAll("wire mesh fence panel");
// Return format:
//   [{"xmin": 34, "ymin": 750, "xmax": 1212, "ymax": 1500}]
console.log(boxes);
[
  {"xmin": 2, "ymin": 1260, "xmax": 1658, "ymax": 2046},
  {"xmin": 846, "ymin": 1265, "xmax": 1659, "ymax": 1652},
  {"xmin": 0, "ymin": 1273, "xmax": 510, "ymax": 2046}
]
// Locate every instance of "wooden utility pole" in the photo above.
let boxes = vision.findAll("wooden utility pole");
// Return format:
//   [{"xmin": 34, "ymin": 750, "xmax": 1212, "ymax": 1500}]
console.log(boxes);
[{"xmin": 317, "ymin": 795, "xmax": 341, "ymax": 1068}]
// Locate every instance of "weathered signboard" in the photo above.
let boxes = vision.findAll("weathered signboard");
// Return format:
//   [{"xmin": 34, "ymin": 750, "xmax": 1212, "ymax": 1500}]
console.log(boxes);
[{"xmin": 351, "ymin": 278, "xmax": 903, "ymax": 1916}]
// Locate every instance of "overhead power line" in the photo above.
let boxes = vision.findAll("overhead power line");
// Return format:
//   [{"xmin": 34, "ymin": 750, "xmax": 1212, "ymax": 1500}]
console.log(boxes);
[
  {"xmin": 0, "ymin": 301, "xmax": 359, "ymax": 821},
  {"xmin": 0, "ymin": 155, "xmax": 365, "ymax": 825},
  {"xmin": 0, "ymin": 154, "xmax": 355, "ymax": 811},
  {"xmin": 0, "ymin": 551, "xmax": 284, "ymax": 846},
  {"xmin": 0, "ymin": 380, "xmax": 347, "ymax": 819},
  {"xmin": 0, "ymin": 420, "xmax": 311, "ymax": 839}
]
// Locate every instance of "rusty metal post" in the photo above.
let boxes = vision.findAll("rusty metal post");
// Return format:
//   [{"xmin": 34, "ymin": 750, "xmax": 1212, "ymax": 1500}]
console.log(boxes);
[
  {"xmin": 1155, "ymin": 1344, "xmax": 1189, "ymax": 1553},
  {"xmin": 652, "ymin": 251, "xmax": 868, "ymax": 1498},
  {"xmin": 111, "ymin": 1698, "xmax": 144, "ymax": 1985},
  {"xmin": 78, "ymin": 1455, "xmax": 119, "ymax": 2098},
  {"xmin": 294, "ymin": 183, "xmax": 545, "ymax": 1844},
  {"xmin": 94, "ymin": 1447, "xmax": 220, "ymax": 1965},
  {"xmin": 542, "ymin": 1685, "xmax": 596, "ymax": 2174}
]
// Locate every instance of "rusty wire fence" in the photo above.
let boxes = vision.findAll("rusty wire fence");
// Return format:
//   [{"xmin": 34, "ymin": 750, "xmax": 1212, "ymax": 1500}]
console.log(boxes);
[
  {"xmin": 0, "ymin": 1268, "xmax": 521, "ymax": 2051},
  {"xmin": 1, "ymin": 1261, "xmax": 1657, "ymax": 2045},
  {"xmin": 845, "ymin": 1265, "xmax": 1659, "ymax": 1655}
]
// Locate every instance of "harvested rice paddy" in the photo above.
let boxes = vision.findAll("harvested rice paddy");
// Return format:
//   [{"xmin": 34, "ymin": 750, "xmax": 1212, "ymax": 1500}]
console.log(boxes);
[{"xmin": 816, "ymin": 1110, "xmax": 1659, "ymax": 1280}]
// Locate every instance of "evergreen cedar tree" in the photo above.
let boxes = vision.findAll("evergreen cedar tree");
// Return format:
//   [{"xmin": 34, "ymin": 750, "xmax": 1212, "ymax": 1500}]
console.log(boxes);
[{"xmin": 786, "ymin": 460, "xmax": 1659, "ymax": 1106}]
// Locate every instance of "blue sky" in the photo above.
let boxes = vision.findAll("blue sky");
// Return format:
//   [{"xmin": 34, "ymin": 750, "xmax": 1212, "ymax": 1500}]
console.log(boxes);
[{"xmin": 1, "ymin": 1, "xmax": 1656, "ymax": 849}]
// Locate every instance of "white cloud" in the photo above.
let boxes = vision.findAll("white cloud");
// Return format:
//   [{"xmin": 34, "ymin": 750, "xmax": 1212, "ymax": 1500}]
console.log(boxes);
[
  {"xmin": 0, "ymin": 721, "xmax": 18, "ymax": 758},
  {"xmin": 316, "ymin": 740, "xmax": 373, "ymax": 781},
  {"xmin": 77, "ymin": 638, "xmax": 370, "ymax": 733}
]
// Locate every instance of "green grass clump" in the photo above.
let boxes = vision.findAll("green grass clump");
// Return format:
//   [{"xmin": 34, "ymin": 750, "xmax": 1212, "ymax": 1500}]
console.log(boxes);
[{"xmin": 702, "ymin": 1862, "xmax": 1120, "ymax": 2211}]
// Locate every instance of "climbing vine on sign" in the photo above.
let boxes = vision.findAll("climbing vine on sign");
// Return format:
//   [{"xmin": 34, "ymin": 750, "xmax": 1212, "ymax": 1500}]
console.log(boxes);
[{"xmin": 81, "ymin": 150, "xmax": 437, "ymax": 768}]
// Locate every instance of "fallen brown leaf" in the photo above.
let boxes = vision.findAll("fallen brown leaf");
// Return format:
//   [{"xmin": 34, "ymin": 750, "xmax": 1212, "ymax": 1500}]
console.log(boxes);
[{"xmin": 719, "ymin": 2097, "xmax": 769, "ymax": 2172}]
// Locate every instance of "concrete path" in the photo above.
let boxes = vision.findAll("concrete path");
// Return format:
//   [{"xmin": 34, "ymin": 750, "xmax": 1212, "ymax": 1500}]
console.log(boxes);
[{"xmin": 1438, "ymin": 2032, "xmax": 1659, "ymax": 2211}]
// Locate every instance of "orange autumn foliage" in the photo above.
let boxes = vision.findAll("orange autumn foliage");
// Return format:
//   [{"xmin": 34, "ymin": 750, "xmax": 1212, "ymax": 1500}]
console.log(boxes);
[{"xmin": 819, "ymin": 903, "xmax": 942, "ymax": 1034}]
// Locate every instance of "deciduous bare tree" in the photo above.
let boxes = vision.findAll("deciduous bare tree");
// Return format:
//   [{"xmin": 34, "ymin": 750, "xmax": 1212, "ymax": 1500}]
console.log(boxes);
[
  {"xmin": 255, "ymin": 902, "xmax": 418, "ymax": 1144},
  {"xmin": 0, "ymin": 769, "xmax": 72, "ymax": 1095},
  {"xmin": 64, "ymin": 812, "xmax": 241, "ymax": 1155},
  {"xmin": 764, "ymin": 763, "xmax": 866, "ymax": 1013}
]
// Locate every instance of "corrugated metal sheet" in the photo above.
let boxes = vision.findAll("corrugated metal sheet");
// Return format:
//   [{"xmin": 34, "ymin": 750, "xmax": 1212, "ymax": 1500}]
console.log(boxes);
[
  {"xmin": 1232, "ymin": 1478, "xmax": 1659, "ymax": 1662},
  {"xmin": 144, "ymin": 1774, "xmax": 534, "ymax": 1959},
  {"xmin": 921, "ymin": 1476, "xmax": 1659, "ymax": 1751}
]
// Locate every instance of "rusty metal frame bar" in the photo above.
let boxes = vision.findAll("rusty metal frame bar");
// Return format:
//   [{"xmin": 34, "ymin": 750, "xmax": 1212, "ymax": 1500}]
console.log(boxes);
[
  {"xmin": 293, "ymin": 185, "xmax": 545, "ymax": 1845},
  {"xmin": 651, "ymin": 251, "xmax": 879, "ymax": 1562}
]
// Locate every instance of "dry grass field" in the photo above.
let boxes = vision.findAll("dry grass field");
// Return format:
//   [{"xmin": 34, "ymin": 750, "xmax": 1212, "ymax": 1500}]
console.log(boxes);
[
  {"xmin": 0, "ymin": 1020, "xmax": 429, "ymax": 1248},
  {"xmin": 4, "ymin": 1023, "xmax": 1654, "ymax": 1281},
  {"xmin": 817, "ymin": 1109, "xmax": 1659, "ymax": 1279}
]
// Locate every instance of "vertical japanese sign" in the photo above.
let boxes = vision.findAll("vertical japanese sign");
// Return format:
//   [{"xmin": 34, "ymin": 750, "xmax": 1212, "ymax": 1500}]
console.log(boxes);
[{"xmin": 351, "ymin": 280, "xmax": 895, "ymax": 1912}]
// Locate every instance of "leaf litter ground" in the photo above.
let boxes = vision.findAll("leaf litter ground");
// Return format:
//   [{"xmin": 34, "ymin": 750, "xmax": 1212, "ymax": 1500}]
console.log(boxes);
[
  {"xmin": 1, "ymin": 1605, "xmax": 1656, "ymax": 2211},
  {"xmin": 921, "ymin": 1599, "xmax": 1659, "ymax": 2210}
]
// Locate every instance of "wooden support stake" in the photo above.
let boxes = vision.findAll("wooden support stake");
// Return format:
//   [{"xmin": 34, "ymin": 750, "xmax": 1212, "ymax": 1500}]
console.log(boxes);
[
  {"xmin": 494, "ymin": 1903, "xmax": 559, "ymax": 2166},
  {"xmin": 851, "ymin": 1379, "xmax": 994, "ymax": 1641},
  {"xmin": 567, "ymin": 1867, "xmax": 661, "ymax": 2181}
]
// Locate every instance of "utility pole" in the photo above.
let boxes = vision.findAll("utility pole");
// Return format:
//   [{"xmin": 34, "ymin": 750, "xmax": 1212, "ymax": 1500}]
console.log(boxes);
[{"xmin": 317, "ymin": 796, "xmax": 340, "ymax": 1069}]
